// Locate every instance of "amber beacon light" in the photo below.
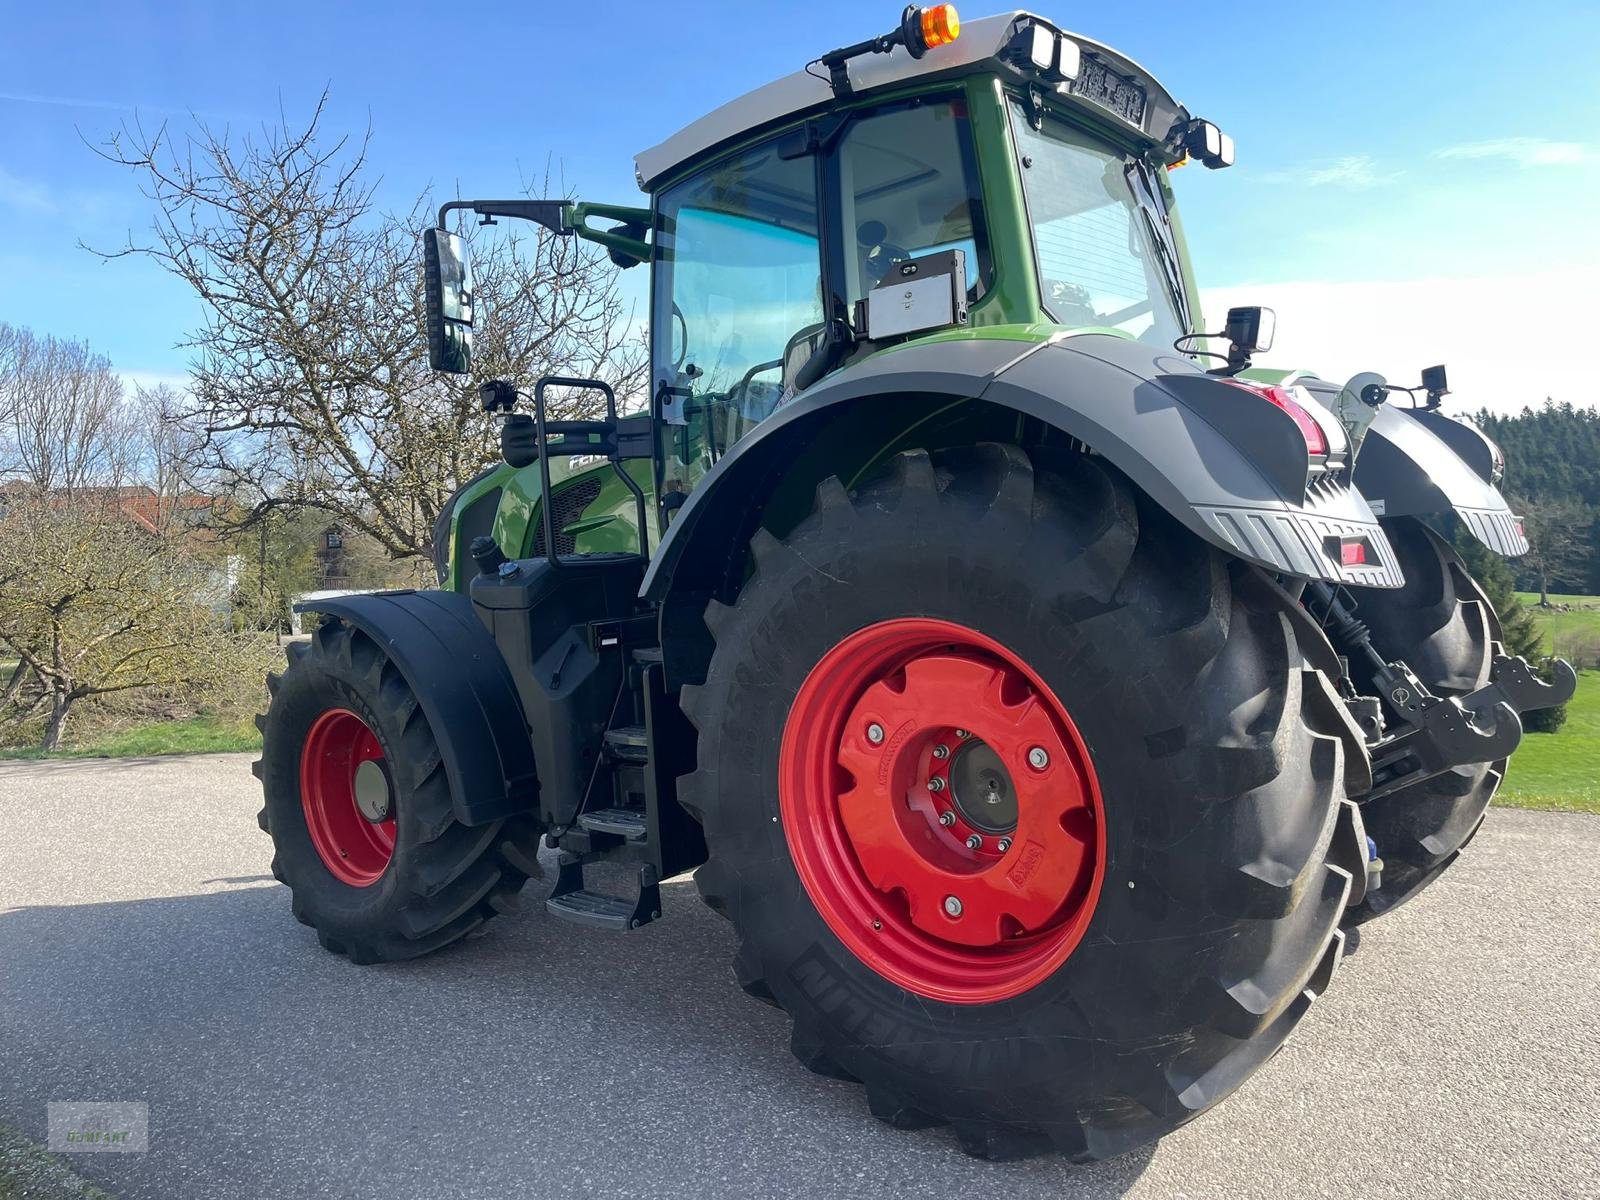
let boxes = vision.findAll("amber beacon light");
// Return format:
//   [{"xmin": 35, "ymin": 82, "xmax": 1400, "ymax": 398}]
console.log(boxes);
[{"xmin": 916, "ymin": 4, "xmax": 960, "ymax": 52}]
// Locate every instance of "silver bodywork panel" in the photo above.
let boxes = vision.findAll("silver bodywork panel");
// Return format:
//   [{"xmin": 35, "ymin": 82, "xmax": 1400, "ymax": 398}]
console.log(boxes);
[{"xmin": 633, "ymin": 12, "xmax": 1186, "ymax": 189}]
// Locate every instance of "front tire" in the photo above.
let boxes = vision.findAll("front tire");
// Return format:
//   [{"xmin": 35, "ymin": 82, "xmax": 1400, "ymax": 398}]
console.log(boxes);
[
  {"xmin": 255, "ymin": 619, "xmax": 542, "ymax": 963},
  {"xmin": 681, "ymin": 445, "xmax": 1363, "ymax": 1160}
]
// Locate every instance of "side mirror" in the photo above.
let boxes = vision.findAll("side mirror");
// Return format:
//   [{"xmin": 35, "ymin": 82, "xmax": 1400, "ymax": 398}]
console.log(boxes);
[
  {"xmin": 1224, "ymin": 305, "xmax": 1275, "ymax": 356},
  {"xmin": 423, "ymin": 227, "xmax": 474, "ymax": 374}
]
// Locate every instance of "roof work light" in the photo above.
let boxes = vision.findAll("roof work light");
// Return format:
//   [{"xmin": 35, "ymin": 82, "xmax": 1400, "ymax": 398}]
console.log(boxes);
[{"xmin": 817, "ymin": 5, "xmax": 961, "ymax": 95}]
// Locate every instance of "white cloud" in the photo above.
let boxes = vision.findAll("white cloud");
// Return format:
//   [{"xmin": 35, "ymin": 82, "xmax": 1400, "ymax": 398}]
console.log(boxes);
[
  {"xmin": 1435, "ymin": 137, "xmax": 1590, "ymax": 167},
  {"xmin": 119, "ymin": 370, "xmax": 191, "ymax": 399},
  {"xmin": 0, "ymin": 166, "xmax": 54, "ymax": 214},
  {"xmin": 1201, "ymin": 269, "xmax": 1593, "ymax": 415},
  {"xmin": 1254, "ymin": 154, "xmax": 1401, "ymax": 189}
]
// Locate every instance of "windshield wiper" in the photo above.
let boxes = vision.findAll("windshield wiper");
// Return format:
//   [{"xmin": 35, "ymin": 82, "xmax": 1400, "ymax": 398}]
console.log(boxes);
[{"xmin": 1125, "ymin": 162, "xmax": 1191, "ymax": 334}]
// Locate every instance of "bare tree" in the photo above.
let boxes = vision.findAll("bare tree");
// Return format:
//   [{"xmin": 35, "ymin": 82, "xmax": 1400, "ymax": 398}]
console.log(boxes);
[
  {"xmin": 1513, "ymin": 495, "xmax": 1588, "ymax": 606},
  {"xmin": 0, "ymin": 324, "xmax": 131, "ymax": 494},
  {"xmin": 0, "ymin": 491, "xmax": 268, "ymax": 749},
  {"xmin": 92, "ymin": 93, "xmax": 645, "ymax": 562}
]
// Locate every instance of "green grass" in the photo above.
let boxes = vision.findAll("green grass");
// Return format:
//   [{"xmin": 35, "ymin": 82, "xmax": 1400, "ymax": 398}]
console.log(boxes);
[
  {"xmin": 1495, "ymin": 668, "xmax": 1598, "ymax": 814},
  {"xmin": 0, "ymin": 1121, "xmax": 112, "ymax": 1200},
  {"xmin": 1516, "ymin": 591, "xmax": 1600, "ymax": 660},
  {"xmin": 0, "ymin": 713, "xmax": 261, "ymax": 761}
]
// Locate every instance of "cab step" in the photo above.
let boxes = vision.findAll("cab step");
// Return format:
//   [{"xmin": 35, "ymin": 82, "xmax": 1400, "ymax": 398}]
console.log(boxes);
[
  {"xmin": 602, "ymin": 724, "xmax": 649, "ymax": 765},
  {"xmin": 544, "ymin": 855, "xmax": 661, "ymax": 931},
  {"xmin": 577, "ymin": 807, "xmax": 647, "ymax": 841}
]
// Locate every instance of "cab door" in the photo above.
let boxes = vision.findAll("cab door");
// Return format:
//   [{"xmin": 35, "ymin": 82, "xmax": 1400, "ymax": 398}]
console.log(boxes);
[{"xmin": 651, "ymin": 140, "xmax": 824, "ymax": 510}]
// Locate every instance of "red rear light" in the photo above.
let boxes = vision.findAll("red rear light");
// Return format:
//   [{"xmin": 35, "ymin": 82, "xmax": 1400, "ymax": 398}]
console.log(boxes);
[
  {"xmin": 1341, "ymin": 540, "xmax": 1368, "ymax": 567},
  {"xmin": 1225, "ymin": 380, "xmax": 1328, "ymax": 457}
]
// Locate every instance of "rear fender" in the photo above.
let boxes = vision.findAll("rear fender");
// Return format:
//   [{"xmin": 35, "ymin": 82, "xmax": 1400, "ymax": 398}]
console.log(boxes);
[
  {"xmin": 294, "ymin": 590, "xmax": 539, "ymax": 826},
  {"xmin": 1287, "ymin": 376, "xmax": 1528, "ymax": 558},
  {"xmin": 641, "ymin": 334, "xmax": 1399, "ymax": 618},
  {"xmin": 1360, "ymin": 405, "xmax": 1527, "ymax": 557}
]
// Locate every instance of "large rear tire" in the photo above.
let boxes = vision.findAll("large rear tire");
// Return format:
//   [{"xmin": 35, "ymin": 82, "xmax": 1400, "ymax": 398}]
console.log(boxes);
[
  {"xmin": 254, "ymin": 619, "xmax": 542, "ymax": 963},
  {"xmin": 680, "ymin": 445, "xmax": 1363, "ymax": 1160},
  {"xmin": 1342, "ymin": 517, "xmax": 1504, "ymax": 927}
]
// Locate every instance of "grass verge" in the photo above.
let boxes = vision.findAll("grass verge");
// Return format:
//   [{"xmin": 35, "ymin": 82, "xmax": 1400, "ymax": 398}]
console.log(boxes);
[
  {"xmin": 0, "ymin": 1121, "xmax": 112, "ymax": 1200},
  {"xmin": 1495, "ymin": 668, "xmax": 1598, "ymax": 814},
  {"xmin": 0, "ymin": 713, "xmax": 261, "ymax": 762}
]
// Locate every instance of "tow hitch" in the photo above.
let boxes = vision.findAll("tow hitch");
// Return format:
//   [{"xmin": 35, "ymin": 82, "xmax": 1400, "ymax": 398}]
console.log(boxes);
[{"xmin": 1307, "ymin": 582, "xmax": 1577, "ymax": 803}]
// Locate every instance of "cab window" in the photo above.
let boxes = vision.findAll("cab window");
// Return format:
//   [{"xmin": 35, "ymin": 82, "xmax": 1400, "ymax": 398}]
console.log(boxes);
[
  {"xmin": 836, "ymin": 98, "xmax": 991, "ymax": 310},
  {"xmin": 653, "ymin": 143, "xmax": 822, "ymax": 497}
]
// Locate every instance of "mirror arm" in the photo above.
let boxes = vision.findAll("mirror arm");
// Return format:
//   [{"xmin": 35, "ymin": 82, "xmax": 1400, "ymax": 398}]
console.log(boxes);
[
  {"xmin": 435, "ymin": 199, "xmax": 651, "ymax": 265},
  {"xmin": 435, "ymin": 198, "xmax": 574, "ymax": 233}
]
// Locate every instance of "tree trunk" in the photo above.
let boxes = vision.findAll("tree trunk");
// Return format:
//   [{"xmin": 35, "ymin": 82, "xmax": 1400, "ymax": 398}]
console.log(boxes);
[
  {"xmin": 0, "ymin": 659, "xmax": 29, "ymax": 709},
  {"xmin": 42, "ymin": 693, "xmax": 71, "ymax": 752},
  {"xmin": 1540, "ymin": 566, "xmax": 1550, "ymax": 607}
]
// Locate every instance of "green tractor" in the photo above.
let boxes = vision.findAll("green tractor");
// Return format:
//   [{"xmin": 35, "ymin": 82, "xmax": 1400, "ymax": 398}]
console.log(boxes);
[{"xmin": 256, "ymin": 7, "xmax": 1574, "ymax": 1160}]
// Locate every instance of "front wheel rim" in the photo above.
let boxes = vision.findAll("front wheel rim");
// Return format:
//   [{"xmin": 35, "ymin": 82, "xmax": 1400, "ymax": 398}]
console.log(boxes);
[
  {"xmin": 779, "ymin": 618, "xmax": 1105, "ymax": 1004},
  {"xmin": 300, "ymin": 708, "xmax": 396, "ymax": 887}
]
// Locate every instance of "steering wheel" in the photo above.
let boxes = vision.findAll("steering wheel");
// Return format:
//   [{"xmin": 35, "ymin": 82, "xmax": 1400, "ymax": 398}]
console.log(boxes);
[
  {"xmin": 857, "ymin": 220, "xmax": 911, "ymax": 288},
  {"xmin": 671, "ymin": 302, "xmax": 689, "ymax": 370}
]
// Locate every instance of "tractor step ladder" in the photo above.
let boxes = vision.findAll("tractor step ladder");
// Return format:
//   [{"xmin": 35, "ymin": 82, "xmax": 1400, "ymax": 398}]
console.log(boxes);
[
  {"xmin": 545, "ymin": 854, "xmax": 661, "ymax": 931},
  {"xmin": 577, "ymin": 807, "xmax": 647, "ymax": 841}
]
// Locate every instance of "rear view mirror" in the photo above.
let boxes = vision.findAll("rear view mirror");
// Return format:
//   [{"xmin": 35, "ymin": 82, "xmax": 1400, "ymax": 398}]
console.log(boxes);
[{"xmin": 423, "ymin": 227, "xmax": 474, "ymax": 374}]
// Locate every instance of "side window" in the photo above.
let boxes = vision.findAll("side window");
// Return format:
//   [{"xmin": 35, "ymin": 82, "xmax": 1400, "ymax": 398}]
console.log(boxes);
[
  {"xmin": 654, "ymin": 144, "xmax": 823, "ymax": 498},
  {"xmin": 835, "ymin": 99, "xmax": 990, "ymax": 309}
]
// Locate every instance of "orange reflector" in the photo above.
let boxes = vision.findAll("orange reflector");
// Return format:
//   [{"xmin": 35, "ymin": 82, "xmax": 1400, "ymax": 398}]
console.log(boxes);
[
  {"xmin": 1167, "ymin": 154, "xmax": 1191, "ymax": 171},
  {"xmin": 921, "ymin": 4, "xmax": 960, "ymax": 48}
]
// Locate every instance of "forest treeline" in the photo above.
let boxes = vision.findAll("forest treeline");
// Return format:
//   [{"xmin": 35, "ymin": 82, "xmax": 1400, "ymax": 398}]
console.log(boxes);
[{"xmin": 1475, "ymin": 401, "xmax": 1600, "ymax": 597}]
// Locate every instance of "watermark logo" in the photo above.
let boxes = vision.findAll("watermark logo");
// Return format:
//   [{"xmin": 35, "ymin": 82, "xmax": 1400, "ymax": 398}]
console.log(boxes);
[{"xmin": 47, "ymin": 1102, "xmax": 148, "ymax": 1153}]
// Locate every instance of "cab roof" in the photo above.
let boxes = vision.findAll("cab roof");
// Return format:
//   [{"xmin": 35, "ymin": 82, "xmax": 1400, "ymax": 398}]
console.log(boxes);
[{"xmin": 633, "ymin": 11, "xmax": 1188, "ymax": 191}]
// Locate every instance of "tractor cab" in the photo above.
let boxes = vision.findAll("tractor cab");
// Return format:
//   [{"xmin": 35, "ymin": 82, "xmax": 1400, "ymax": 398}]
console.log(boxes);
[{"xmin": 425, "ymin": 8, "xmax": 1236, "ymax": 517}]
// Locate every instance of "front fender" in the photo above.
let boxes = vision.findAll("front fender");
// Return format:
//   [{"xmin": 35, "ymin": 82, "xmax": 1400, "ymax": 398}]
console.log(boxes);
[
  {"xmin": 293, "ymin": 590, "xmax": 539, "ymax": 826},
  {"xmin": 641, "ymin": 333, "xmax": 1399, "ymax": 603}
]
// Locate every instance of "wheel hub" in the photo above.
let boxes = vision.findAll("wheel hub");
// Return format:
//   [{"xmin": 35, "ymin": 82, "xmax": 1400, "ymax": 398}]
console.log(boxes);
[
  {"xmin": 353, "ymin": 759, "xmax": 392, "ymax": 823},
  {"xmin": 779, "ymin": 618, "xmax": 1105, "ymax": 1004},
  {"xmin": 945, "ymin": 738, "xmax": 1016, "ymax": 834}
]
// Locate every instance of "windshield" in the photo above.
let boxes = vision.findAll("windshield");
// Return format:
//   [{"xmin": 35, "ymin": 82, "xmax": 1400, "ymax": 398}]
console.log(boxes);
[{"xmin": 1009, "ymin": 100, "xmax": 1188, "ymax": 345}]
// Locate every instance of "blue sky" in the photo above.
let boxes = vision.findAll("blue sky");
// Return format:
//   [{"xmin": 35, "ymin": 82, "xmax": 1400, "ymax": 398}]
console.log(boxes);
[{"xmin": 2, "ymin": 0, "xmax": 1597, "ymax": 412}]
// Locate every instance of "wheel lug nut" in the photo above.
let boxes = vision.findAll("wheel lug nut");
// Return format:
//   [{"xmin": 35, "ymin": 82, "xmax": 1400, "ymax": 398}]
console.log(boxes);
[
  {"xmin": 928, "ymin": 777, "xmax": 945, "ymax": 793},
  {"xmin": 966, "ymin": 834, "xmax": 983, "ymax": 850},
  {"xmin": 1027, "ymin": 746, "xmax": 1050, "ymax": 770},
  {"xmin": 866, "ymin": 723, "xmax": 885, "ymax": 745},
  {"xmin": 932, "ymin": 743, "xmax": 950, "ymax": 760},
  {"xmin": 955, "ymin": 728, "xmax": 971, "ymax": 739},
  {"xmin": 998, "ymin": 837, "xmax": 1012, "ymax": 852},
  {"xmin": 939, "ymin": 810, "xmax": 956, "ymax": 827},
  {"xmin": 943, "ymin": 895, "xmax": 963, "ymax": 917}
]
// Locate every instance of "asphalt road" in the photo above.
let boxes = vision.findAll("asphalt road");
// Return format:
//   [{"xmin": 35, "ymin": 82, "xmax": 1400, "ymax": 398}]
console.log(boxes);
[{"xmin": 1, "ymin": 755, "xmax": 1596, "ymax": 1200}]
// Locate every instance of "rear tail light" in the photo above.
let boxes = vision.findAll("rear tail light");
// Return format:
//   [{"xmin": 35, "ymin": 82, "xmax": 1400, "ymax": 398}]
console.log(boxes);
[
  {"xmin": 1325, "ymin": 536, "xmax": 1371, "ymax": 568},
  {"xmin": 1225, "ymin": 381, "xmax": 1329, "ymax": 457}
]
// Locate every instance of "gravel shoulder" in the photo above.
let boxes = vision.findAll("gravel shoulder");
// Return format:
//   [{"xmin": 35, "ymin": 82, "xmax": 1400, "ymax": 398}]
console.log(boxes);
[{"xmin": 1, "ymin": 754, "xmax": 1597, "ymax": 1200}]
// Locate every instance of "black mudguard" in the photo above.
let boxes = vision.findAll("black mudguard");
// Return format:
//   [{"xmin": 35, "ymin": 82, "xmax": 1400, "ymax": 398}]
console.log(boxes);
[
  {"xmin": 1354, "ymin": 402, "xmax": 1527, "ymax": 557},
  {"xmin": 293, "ymin": 590, "xmax": 539, "ymax": 826},
  {"xmin": 642, "ymin": 333, "xmax": 1399, "ymax": 604}
]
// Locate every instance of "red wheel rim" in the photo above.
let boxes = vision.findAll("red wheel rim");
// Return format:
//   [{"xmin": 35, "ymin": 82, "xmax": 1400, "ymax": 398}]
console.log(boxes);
[
  {"xmin": 779, "ymin": 618, "xmax": 1105, "ymax": 1004},
  {"xmin": 300, "ymin": 708, "xmax": 395, "ymax": 887}
]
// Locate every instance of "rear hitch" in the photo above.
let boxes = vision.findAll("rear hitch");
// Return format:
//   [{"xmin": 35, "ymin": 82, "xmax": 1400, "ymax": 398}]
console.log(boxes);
[
  {"xmin": 1304, "ymin": 580, "xmax": 1575, "ymax": 803},
  {"xmin": 1365, "ymin": 691, "xmax": 1521, "ymax": 804},
  {"xmin": 1474, "ymin": 653, "xmax": 1578, "ymax": 716}
]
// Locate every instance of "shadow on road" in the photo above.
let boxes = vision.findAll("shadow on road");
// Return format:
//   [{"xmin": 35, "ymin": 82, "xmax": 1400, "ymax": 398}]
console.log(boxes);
[{"xmin": 0, "ymin": 867, "xmax": 1155, "ymax": 1200}]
